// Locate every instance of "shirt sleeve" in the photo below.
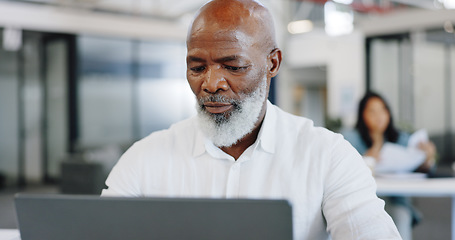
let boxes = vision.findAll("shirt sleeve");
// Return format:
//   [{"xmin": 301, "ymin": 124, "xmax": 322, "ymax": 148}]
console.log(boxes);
[
  {"xmin": 322, "ymin": 137, "xmax": 402, "ymax": 240},
  {"xmin": 101, "ymin": 143, "xmax": 143, "ymax": 197}
]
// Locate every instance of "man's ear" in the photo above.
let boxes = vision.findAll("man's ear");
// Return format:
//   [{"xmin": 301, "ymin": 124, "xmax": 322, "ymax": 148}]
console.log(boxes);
[{"xmin": 267, "ymin": 48, "xmax": 282, "ymax": 78}]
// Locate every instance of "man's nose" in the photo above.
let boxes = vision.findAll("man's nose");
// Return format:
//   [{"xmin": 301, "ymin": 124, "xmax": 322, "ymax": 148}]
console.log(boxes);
[{"xmin": 202, "ymin": 67, "xmax": 229, "ymax": 93}]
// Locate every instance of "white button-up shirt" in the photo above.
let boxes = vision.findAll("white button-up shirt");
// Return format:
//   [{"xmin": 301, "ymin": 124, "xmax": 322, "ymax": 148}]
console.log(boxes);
[{"xmin": 102, "ymin": 101, "xmax": 401, "ymax": 240}]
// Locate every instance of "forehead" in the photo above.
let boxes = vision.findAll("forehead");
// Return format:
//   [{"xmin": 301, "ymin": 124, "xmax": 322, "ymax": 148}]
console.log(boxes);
[
  {"xmin": 365, "ymin": 97, "xmax": 387, "ymax": 109},
  {"xmin": 187, "ymin": 27, "xmax": 256, "ymax": 53}
]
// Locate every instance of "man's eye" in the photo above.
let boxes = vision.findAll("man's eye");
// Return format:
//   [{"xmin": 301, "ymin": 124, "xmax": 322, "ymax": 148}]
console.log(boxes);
[
  {"xmin": 190, "ymin": 66, "xmax": 206, "ymax": 72},
  {"xmin": 225, "ymin": 65, "xmax": 247, "ymax": 71}
]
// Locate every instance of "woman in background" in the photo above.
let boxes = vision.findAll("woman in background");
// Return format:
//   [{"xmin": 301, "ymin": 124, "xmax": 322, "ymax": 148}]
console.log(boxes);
[{"xmin": 343, "ymin": 91, "xmax": 436, "ymax": 240}]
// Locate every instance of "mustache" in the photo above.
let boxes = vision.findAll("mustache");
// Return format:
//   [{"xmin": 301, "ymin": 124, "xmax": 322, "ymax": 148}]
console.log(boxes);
[
  {"xmin": 198, "ymin": 95, "xmax": 239, "ymax": 105},
  {"xmin": 197, "ymin": 95, "xmax": 242, "ymax": 116}
]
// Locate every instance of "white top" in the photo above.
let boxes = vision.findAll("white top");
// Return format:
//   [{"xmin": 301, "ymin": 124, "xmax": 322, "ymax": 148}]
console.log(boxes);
[{"xmin": 102, "ymin": 101, "xmax": 401, "ymax": 240}]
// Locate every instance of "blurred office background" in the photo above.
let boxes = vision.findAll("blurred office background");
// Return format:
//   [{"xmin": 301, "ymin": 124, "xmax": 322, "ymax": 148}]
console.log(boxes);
[{"xmin": 0, "ymin": 0, "xmax": 455, "ymax": 238}]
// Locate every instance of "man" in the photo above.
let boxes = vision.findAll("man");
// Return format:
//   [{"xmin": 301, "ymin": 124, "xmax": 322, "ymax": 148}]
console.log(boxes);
[{"xmin": 102, "ymin": 0, "xmax": 401, "ymax": 239}]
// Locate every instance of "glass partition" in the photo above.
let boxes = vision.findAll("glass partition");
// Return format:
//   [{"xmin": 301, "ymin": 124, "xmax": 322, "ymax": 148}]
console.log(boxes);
[
  {"xmin": 77, "ymin": 36, "xmax": 134, "ymax": 148},
  {"xmin": 413, "ymin": 38, "xmax": 446, "ymax": 135},
  {"xmin": 367, "ymin": 30, "xmax": 455, "ymax": 165},
  {"xmin": 77, "ymin": 36, "xmax": 196, "ymax": 148},
  {"xmin": 369, "ymin": 36, "xmax": 413, "ymax": 128},
  {"xmin": 136, "ymin": 41, "xmax": 195, "ymax": 138},
  {"xmin": 45, "ymin": 38, "xmax": 69, "ymax": 179},
  {"xmin": 0, "ymin": 29, "xmax": 20, "ymax": 186},
  {"xmin": 23, "ymin": 32, "xmax": 44, "ymax": 182}
]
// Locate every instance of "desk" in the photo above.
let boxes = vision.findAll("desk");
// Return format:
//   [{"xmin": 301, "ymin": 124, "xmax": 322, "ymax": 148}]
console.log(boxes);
[
  {"xmin": 376, "ymin": 177, "xmax": 455, "ymax": 240},
  {"xmin": 0, "ymin": 229, "xmax": 20, "ymax": 240}
]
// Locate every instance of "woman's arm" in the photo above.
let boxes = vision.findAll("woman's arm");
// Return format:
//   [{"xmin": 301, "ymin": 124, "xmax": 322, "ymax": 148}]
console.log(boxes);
[
  {"xmin": 364, "ymin": 133, "xmax": 384, "ymax": 161},
  {"xmin": 415, "ymin": 141, "xmax": 437, "ymax": 172}
]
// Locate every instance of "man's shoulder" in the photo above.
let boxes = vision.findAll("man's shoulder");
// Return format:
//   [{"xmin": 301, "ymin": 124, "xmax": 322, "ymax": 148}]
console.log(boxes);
[
  {"xmin": 270, "ymin": 104, "xmax": 341, "ymax": 141},
  {"xmin": 270, "ymin": 103, "xmax": 313, "ymax": 126},
  {"xmin": 269, "ymin": 104, "xmax": 356, "ymax": 164}
]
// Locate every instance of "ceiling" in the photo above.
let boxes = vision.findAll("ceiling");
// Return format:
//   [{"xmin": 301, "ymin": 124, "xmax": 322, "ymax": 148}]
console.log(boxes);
[
  {"xmin": 9, "ymin": 0, "xmax": 209, "ymax": 20},
  {"xmin": 4, "ymin": 0, "xmax": 454, "ymax": 38},
  {"xmin": 10, "ymin": 0, "xmax": 452, "ymax": 21},
  {"xmin": 303, "ymin": 0, "xmax": 451, "ymax": 12}
]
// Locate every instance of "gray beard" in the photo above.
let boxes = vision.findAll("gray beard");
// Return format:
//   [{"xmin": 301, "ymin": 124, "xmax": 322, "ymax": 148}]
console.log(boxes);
[{"xmin": 196, "ymin": 78, "xmax": 267, "ymax": 147}]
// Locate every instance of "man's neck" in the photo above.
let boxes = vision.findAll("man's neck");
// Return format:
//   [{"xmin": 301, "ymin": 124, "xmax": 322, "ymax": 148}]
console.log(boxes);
[
  {"xmin": 220, "ymin": 119, "xmax": 263, "ymax": 160},
  {"xmin": 219, "ymin": 100, "xmax": 268, "ymax": 160}
]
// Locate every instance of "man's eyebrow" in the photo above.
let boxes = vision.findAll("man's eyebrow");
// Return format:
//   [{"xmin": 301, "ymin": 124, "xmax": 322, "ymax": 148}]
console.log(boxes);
[
  {"xmin": 187, "ymin": 55, "xmax": 243, "ymax": 63},
  {"xmin": 187, "ymin": 56, "xmax": 206, "ymax": 62},
  {"xmin": 215, "ymin": 55, "xmax": 239, "ymax": 62}
]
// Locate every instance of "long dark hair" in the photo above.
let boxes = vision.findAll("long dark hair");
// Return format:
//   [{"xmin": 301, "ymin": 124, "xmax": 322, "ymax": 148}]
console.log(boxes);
[{"xmin": 355, "ymin": 91, "xmax": 399, "ymax": 147}]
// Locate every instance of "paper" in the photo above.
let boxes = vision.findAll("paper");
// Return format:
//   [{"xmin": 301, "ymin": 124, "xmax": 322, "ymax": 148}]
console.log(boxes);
[
  {"xmin": 407, "ymin": 129, "xmax": 429, "ymax": 149},
  {"xmin": 0, "ymin": 229, "xmax": 21, "ymax": 240},
  {"xmin": 375, "ymin": 142, "xmax": 426, "ymax": 173}
]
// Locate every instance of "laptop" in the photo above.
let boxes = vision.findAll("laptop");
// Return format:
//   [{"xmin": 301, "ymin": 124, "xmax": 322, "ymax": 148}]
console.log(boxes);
[{"xmin": 15, "ymin": 194, "xmax": 293, "ymax": 240}]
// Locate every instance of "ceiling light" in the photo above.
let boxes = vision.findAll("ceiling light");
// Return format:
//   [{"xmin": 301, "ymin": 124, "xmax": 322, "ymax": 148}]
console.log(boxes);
[
  {"xmin": 324, "ymin": 2, "xmax": 354, "ymax": 37},
  {"xmin": 443, "ymin": 0, "xmax": 455, "ymax": 8},
  {"xmin": 287, "ymin": 20, "xmax": 314, "ymax": 34}
]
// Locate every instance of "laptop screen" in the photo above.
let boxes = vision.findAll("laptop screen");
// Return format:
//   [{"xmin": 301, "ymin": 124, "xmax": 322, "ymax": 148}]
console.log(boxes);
[{"xmin": 15, "ymin": 194, "xmax": 293, "ymax": 240}]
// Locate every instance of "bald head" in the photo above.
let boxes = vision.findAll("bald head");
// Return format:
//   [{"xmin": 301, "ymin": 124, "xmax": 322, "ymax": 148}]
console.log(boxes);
[{"xmin": 187, "ymin": 0, "xmax": 277, "ymax": 53}]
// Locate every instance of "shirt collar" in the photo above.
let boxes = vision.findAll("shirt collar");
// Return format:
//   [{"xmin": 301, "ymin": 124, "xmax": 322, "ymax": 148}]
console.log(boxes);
[
  {"xmin": 193, "ymin": 129, "xmax": 233, "ymax": 160},
  {"xmin": 257, "ymin": 100, "xmax": 276, "ymax": 154},
  {"xmin": 192, "ymin": 121, "xmax": 207, "ymax": 158},
  {"xmin": 192, "ymin": 100, "xmax": 277, "ymax": 157}
]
